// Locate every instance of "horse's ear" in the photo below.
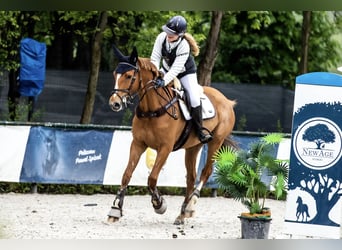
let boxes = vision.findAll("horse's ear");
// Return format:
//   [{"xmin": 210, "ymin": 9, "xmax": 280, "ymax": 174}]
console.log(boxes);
[
  {"xmin": 129, "ymin": 46, "xmax": 138, "ymax": 65},
  {"xmin": 112, "ymin": 44, "xmax": 126, "ymax": 62}
]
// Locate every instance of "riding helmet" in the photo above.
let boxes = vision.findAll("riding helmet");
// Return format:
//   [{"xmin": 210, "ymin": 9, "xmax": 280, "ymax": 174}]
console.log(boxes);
[{"xmin": 162, "ymin": 15, "xmax": 187, "ymax": 36}]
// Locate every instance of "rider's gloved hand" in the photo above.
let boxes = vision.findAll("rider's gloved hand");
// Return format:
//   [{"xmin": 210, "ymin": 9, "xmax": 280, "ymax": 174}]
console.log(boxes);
[{"xmin": 155, "ymin": 78, "xmax": 165, "ymax": 88}]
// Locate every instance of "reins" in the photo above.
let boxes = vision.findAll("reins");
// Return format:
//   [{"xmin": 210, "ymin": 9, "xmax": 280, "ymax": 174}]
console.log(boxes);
[{"xmin": 135, "ymin": 78, "xmax": 179, "ymax": 119}]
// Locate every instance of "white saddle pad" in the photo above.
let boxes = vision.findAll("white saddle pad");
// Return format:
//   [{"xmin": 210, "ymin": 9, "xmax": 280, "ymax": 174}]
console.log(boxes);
[{"xmin": 178, "ymin": 92, "xmax": 216, "ymax": 121}]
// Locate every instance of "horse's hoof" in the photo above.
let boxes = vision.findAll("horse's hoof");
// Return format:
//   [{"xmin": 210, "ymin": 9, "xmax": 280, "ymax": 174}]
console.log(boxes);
[
  {"xmin": 107, "ymin": 216, "xmax": 120, "ymax": 223},
  {"xmin": 108, "ymin": 206, "xmax": 122, "ymax": 219},
  {"xmin": 154, "ymin": 197, "xmax": 167, "ymax": 214},
  {"xmin": 174, "ymin": 215, "xmax": 184, "ymax": 225}
]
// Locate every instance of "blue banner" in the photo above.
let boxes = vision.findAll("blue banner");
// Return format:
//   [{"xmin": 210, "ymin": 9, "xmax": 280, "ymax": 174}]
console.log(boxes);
[{"xmin": 19, "ymin": 127, "xmax": 113, "ymax": 184}]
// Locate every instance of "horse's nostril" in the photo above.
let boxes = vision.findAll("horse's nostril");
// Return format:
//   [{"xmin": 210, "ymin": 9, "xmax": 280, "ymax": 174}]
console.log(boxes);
[{"xmin": 110, "ymin": 102, "xmax": 121, "ymax": 112}]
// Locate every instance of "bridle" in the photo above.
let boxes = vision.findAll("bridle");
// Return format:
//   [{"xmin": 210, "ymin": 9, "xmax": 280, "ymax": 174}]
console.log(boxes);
[
  {"xmin": 111, "ymin": 62, "xmax": 145, "ymax": 108},
  {"xmin": 111, "ymin": 62, "xmax": 179, "ymax": 119}
]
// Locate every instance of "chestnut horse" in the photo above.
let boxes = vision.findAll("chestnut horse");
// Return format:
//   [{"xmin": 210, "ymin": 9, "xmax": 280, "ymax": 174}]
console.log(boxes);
[{"xmin": 108, "ymin": 46, "xmax": 236, "ymax": 225}]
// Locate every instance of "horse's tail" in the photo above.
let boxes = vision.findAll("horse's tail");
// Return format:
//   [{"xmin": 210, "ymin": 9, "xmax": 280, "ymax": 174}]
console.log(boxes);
[
  {"xmin": 222, "ymin": 135, "xmax": 238, "ymax": 149},
  {"xmin": 304, "ymin": 205, "xmax": 310, "ymax": 217}
]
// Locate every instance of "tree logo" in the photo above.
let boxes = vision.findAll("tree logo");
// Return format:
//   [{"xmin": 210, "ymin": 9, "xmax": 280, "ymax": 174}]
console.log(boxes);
[{"xmin": 293, "ymin": 117, "xmax": 342, "ymax": 170}]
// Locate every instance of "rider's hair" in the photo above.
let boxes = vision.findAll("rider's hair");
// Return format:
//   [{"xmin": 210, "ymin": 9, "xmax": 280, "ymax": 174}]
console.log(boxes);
[{"xmin": 183, "ymin": 33, "xmax": 199, "ymax": 57}]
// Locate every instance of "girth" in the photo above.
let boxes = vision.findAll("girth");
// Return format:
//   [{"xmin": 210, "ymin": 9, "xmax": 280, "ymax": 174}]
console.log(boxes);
[
  {"xmin": 172, "ymin": 120, "xmax": 192, "ymax": 151},
  {"xmin": 134, "ymin": 94, "xmax": 192, "ymax": 151}
]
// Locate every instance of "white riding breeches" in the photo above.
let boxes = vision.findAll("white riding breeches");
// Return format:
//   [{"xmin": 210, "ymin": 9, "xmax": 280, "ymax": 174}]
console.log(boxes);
[{"xmin": 179, "ymin": 73, "xmax": 201, "ymax": 108}]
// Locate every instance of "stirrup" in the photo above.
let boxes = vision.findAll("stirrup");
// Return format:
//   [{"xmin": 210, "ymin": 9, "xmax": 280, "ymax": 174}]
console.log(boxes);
[
  {"xmin": 199, "ymin": 128, "xmax": 213, "ymax": 143},
  {"xmin": 199, "ymin": 134, "xmax": 213, "ymax": 143}
]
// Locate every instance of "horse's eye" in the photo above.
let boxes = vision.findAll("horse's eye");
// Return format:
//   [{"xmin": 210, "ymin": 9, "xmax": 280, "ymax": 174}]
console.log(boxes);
[{"xmin": 126, "ymin": 75, "xmax": 132, "ymax": 79}]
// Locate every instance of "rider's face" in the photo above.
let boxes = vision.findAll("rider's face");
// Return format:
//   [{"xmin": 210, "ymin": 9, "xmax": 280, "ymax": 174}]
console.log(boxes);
[{"xmin": 166, "ymin": 34, "xmax": 179, "ymax": 43}]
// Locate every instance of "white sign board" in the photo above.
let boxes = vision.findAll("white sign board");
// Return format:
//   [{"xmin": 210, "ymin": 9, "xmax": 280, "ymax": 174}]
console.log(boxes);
[{"xmin": 284, "ymin": 72, "xmax": 342, "ymax": 239}]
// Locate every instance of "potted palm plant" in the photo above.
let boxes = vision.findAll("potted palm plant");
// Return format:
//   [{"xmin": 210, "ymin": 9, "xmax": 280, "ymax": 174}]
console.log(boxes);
[{"xmin": 213, "ymin": 133, "xmax": 288, "ymax": 239}]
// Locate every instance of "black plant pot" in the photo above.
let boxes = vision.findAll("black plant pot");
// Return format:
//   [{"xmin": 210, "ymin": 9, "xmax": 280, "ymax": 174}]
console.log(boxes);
[{"xmin": 238, "ymin": 216, "xmax": 272, "ymax": 239}]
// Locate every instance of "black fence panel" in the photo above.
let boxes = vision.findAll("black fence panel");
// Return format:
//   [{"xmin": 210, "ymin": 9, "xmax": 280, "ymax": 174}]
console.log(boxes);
[
  {"xmin": 211, "ymin": 82, "xmax": 294, "ymax": 132},
  {"xmin": 0, "ymin": 70, "xmax": 294, "ymax": 133}
]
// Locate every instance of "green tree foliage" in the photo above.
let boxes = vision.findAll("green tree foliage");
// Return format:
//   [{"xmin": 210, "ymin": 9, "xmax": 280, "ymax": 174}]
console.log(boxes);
[
  {"xmin": 0, "ymin": 11, "xmax": 21, "ymax": 72},
  {"xmin": 0, "ymin": 11, "xmax": 54, "ymax": 72},
  {"xmin": 0, "ymin": 11, "xmax": 54, "ymax": 121},
  {"xmin": 213, "ymin": 11, "xmax": 341, "ymax": 89},
  {"xmin": 105, "ymin": 11, "xmax": 208, "ymax": 66},
  {"xmin": 307, "ymin": 12, "xmax": 342, "ymax": 74},
  {"xmin": 1, "ymin": 11, "xmax": 341, "ymax": 123}
]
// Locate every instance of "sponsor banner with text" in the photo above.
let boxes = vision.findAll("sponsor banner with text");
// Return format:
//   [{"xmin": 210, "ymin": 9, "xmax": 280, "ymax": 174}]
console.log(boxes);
[{"xmin": 20, "ymin": 126, "xmax": 113, "ymax": 184}]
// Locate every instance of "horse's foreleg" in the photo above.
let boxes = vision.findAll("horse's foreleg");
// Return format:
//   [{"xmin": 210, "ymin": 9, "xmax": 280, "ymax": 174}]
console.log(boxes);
[
  {"xmin": 148, "ymin": 147, "xmax": 172, "ymax": 215},
  {"xmin": 107, "ymin": 140, "xmax": 146, "ymax": 223},
  {"xmin": 107, "ymin": 187, "xmax": 126, "ymax": 222},
  {"xmin": 150, "ymin": 188, "xmax": 167, "ymax": 214}
]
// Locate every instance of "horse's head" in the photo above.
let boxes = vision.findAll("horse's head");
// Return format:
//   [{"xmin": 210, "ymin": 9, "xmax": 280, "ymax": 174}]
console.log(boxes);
[
  {"xmin": 109, "ymin": 45, "xmax": 140, "ymax": 112},
  {"xmin": 296, "ymin": 196, "xmax": 302, "ymax": 204}
]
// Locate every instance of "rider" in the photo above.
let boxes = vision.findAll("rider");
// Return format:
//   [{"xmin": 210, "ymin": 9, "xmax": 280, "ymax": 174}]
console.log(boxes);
[{"xmin": 150, "ymin": 15, "xmax": 212, "ymax": 144}]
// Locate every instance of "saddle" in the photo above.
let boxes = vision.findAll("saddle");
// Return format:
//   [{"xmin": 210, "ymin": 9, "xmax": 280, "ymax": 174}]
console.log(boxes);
[
  {"xmin": 171, "ymin": 78, "xmax": 216, "ymax": 120},
  {"xmin": 171, "ymin": 78, "xmax": 215, "ymax": 151}
]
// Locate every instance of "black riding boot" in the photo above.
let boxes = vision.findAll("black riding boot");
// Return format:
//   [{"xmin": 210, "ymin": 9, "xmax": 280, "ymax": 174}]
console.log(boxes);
[{"xmin": 191, "ymin": 105, "xmax": 213, "ymax": 143}]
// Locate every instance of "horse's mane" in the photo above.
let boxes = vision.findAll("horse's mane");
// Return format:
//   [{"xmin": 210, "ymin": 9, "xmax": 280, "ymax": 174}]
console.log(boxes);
[{"xmin": 138, "ymin": 57, "xmax": 159, "ymax": 76}]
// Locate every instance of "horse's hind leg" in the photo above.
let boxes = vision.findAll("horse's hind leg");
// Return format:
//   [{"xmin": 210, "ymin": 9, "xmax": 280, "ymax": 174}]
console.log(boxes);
[
  {"xmin": 107, "ymin": 140, "xmax": 146, "ymax": 223},
  {"xmin": 174, "ymin": 145, "xmax": 202, "ymax": 225}
]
